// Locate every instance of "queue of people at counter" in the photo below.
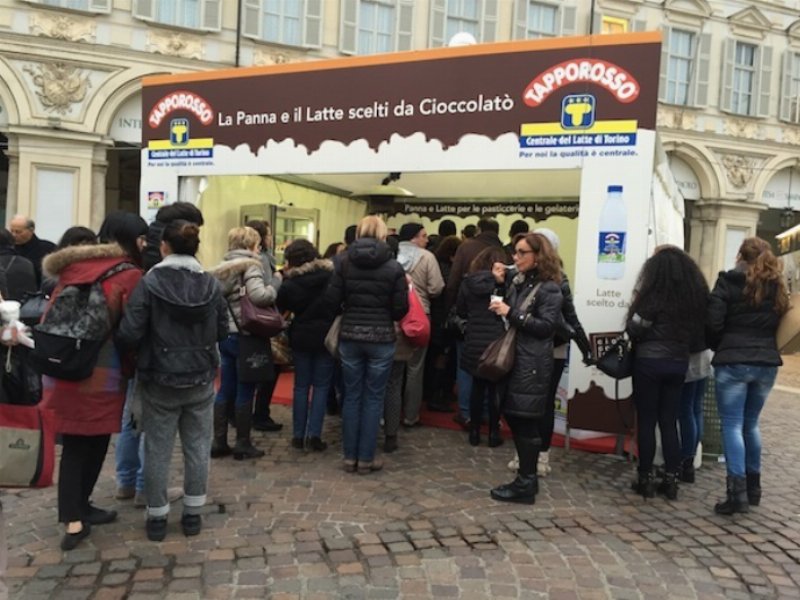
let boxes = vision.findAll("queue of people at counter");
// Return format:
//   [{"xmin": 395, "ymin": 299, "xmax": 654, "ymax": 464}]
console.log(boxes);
[{"xmin": 0, "ymin": 205, "xmax": 787, "ymax": 552}]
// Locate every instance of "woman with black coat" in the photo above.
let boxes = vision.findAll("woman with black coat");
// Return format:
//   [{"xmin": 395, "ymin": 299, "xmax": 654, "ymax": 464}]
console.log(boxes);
[
  {"xmin": 457, "ymin": 246, "xmax": 508, "ymax": 447},
  {"xmin": 626, "ymin": 246, "xmax": 708, "ymax": 501},
  {"xmin": 487, "ymin": 232, "xmax": 563, "ymax": 504},
  {"xmin": 276, "ymin": 239, "xmax": 337, "ymax": 452},
  {"xmin": 707, "ymin": 237, "xmax": 787, "ymax": 515},
  {"xmin": 325, "ymin": 216, "xmax": 408, "ymax": 474}
]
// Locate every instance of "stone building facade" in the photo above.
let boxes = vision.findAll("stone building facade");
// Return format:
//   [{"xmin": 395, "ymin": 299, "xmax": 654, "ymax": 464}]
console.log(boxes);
[{"xmin": 0, "ymin": 0, "xmax": 798, "ymax": 276}]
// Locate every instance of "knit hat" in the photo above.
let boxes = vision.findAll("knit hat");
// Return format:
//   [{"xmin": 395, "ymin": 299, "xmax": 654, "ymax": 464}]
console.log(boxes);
[
  {"xmin": 533, "ymin": 227, "xmax": 560, "ymax": 251},
  {"xmin": 399, "ymin": 223, "xmax": 424, "ymax": 242}
]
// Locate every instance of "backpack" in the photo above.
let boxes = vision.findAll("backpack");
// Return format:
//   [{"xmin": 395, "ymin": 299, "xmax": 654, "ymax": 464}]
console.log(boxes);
[{"xmin": 30, "ymin": 263, "xmax": 135, "ymax": 381}]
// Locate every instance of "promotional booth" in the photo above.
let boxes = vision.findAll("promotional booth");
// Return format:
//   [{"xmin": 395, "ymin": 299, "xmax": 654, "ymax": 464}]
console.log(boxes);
[{"xmin": 140, "ymin": 31, "xmax": 684, "ymax": 450}]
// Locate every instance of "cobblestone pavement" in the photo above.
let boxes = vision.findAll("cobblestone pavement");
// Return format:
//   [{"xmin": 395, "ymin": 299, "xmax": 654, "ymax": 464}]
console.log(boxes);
[{"xmin": 3, "ymin": 370, "xmax": 800, "ymax": 599}]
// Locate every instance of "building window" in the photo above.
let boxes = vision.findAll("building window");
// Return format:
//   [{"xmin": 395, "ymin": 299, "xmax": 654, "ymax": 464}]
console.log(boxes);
[
  {"xmin": 601, "ymin": 16, "xmax": 628, "ymax": 35},
  {"xmin": 25, "ymin": 0, "xmax": 111, "ymax": 12},
  {"xmin": 133, "ymin": 0, "xmax": 221, "ymax": 31},
  {"xmin": 525, "ymin": 1, "xmax": 558, "ymax": 38},
  {"xmin": 262, "ymin": 0, "xmax": 303, "ymax": 46},
  {"xmin": 665, "ymin": 29, "xmax": 695, "ymax": 105},
  {"xmin": 445, "ymin": 0, "xmax": 480, "ymax": 41},
  {"xmin": 732, "ymin": 42, "xmax": 757, "ymax": 115},
  {"xmin": 358, "ymin": 0, "xmax": 395, "ymax": 54},
  {"xmin": 781, "ymin": 52, "xmax": 800, "ymax": 124}
]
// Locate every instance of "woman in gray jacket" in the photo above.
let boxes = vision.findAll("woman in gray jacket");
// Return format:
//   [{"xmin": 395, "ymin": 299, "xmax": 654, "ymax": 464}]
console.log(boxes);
[{"xmin": 210, "ymin": 226, "xmax": 281, "ymax": 460}]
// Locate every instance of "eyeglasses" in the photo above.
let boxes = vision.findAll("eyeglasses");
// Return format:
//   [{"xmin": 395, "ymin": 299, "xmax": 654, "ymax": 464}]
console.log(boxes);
[{"xmin": 513, "ymin": 249, "xmax": 535, "ymax": 257}]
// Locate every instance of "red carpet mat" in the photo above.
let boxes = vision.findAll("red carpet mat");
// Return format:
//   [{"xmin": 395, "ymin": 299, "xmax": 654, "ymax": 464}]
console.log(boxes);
[{"xmin": 271, "ymin": 371, "xmax": 630, "ymax": 455}]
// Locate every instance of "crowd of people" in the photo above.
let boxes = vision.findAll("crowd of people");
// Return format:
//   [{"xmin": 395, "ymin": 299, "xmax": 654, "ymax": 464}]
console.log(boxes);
[{"xmin": 0, "ymin": 206, "xmax": 787, "ymax": 552}]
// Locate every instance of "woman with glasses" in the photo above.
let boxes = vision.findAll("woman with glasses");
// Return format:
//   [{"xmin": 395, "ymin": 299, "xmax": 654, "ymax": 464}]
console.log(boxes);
[
  {"xmin": 707, "ymin": 237, "xmax": 787, "ymax": 514},
  {"xmin": 487, "ymin": 233, "xmax": 563, "ymax": 504}
]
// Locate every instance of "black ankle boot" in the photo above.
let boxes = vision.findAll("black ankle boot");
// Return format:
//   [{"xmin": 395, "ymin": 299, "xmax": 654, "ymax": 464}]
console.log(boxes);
[
  {"xmin": 490, "ymin": 474, "xmax": 537, "ymax": 504},
  {"xmin": 657, "ymin": 472, "xmax": 679, "ymax": 500},
  {"xmin": 631, "ymin": 471, "xmax": 656, "ymax": 498},
  {"xmin": 746, "ymin": 472, "xmax": 761, "ymax": 506},
  {"xmin": 233, "ymin": 406, "xmax": 265, "ymax": 460},
  {"xmin": 714, "ymin": 475, "xmax": 749, "ymax": 515},
  {"xmin": 468, "ymin": 424, "xmax": 480, "ymax": 446},
  {"xmin": 679, "ymin": 457, "xmax": 695, "ymax": 484},
  {"xmin": 487, "ymin": 426, "xmax": 503, "ymax": 448}
]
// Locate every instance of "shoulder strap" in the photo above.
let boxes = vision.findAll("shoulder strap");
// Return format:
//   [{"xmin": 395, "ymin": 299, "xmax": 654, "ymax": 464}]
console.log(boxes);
[
  {"xmin": 519, "ymin": 282, "xmax": 542, "ymax": 313},
  {"xmin": 225, "ymin": 297, "xmax": 242, "ymax": 333}
]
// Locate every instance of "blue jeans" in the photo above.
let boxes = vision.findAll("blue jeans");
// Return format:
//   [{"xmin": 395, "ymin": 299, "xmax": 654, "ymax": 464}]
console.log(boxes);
[
  {"xmin": 292, "ymin": 350, "xmax": 335, "ymax": 439},
  {"xmin": 715, "ymin": 364, "xmax": 777, "ymax": 477},
  {"xmin": 679, "ymin": 378, "xmax": 707, "ymax": 460},
  {"xmin": 215, "ymin": 335, "xmax": 256, "ymax": 409},
  {"xmin": 115, "ymin": 380, "xmax": 144, "ymax": 493},
  {"xmin": 339, "ymin": 340, "xmax": 395, "ymax": 463},
  {"xmin": 455, "ymin": 341, "xmax": 473, "ymax": 420}
]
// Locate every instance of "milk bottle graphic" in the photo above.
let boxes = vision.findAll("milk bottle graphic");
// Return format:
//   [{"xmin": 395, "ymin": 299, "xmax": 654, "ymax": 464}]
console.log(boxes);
[{"xmin": 597, "ymin": 185, "xmax": 627, "ymax": 280}]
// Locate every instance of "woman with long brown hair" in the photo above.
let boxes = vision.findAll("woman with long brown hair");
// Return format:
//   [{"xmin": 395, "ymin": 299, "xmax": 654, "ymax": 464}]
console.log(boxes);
[
  {"xmin": 487, "ymin": 232, "xmax": 563, "ymax": 504},
  {"xmin": 708, "ymin": 237, "xmax": 788, "ymax": 515}
]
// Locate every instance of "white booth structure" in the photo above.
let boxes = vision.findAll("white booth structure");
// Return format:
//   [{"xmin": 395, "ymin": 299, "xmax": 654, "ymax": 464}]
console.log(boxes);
[{"xmin": 140, "ymin": 31, "xmax": 684, "ymax": 448}]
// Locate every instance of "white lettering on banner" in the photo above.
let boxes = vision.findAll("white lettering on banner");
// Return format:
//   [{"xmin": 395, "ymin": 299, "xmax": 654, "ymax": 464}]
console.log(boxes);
[
  {"xmin": 418, "ymin": 94, "xmax": 515, "ymax": 116},
  {"xmin": 523, "ymin": 59, "xmax": 640, "ymax": 108},
  {"xmin": 148, "ymin": 91, "xmax": 214, "ymax": 128}
]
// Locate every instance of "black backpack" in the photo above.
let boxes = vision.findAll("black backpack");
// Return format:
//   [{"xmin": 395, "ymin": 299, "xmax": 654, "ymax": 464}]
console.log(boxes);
[{"xmin": 30, "ymin": 263, "xmax": 134, "ymax": 381}]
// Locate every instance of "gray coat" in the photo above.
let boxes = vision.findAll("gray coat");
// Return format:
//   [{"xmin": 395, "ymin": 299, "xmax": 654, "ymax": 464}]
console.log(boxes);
[{"xmin": 502, "ymin": 271, "xmax": 563, "ymax": 419}]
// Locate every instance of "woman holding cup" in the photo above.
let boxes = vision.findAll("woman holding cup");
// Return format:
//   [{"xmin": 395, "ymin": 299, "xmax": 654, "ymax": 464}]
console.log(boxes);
[{"xmin": 487, "ymin": 232, "xmax": 563, "ymax": 504}]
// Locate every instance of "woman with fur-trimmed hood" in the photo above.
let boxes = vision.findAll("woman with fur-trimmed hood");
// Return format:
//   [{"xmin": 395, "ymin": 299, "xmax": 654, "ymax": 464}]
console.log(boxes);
[
  {"xmin": 209, "ymin": 226, "xmax": 281, "ymax": 460},
  {"xmin": 276, "ymin": 239, "xmax": 337, "ymax": 452},
  {"xmin": 40, "ymin": 226, "xmax": 142, "ymax": 551}
]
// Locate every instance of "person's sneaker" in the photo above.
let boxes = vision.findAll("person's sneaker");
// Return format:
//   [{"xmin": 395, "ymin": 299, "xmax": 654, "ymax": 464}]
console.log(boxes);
[
  {"xmin": 115, "ymin": 486, "xmax": 135, "ymax": 500},
  {"xmin": 357, "ymin": 459, "xmax": 384, "ymax": 475},
  {"xmin": 507, "ymin": 454, "xmax": 519, "ymax": 472},
  {"xmin": 253, "ymin": 417, "xmax": 283, "ymax": 432},
  {"xmin": 146, "ymin": 517, "xmax": 168, "ymax": 542},
  {"xmin": 60, "ymin": 522, "xmax": 91, "ymax": 551},
  {"xmin": 84, "ymin": 504, "xmax": 117, "ymax": 525},
  {"xmin": 537, "ymin": 451, "xmax": 552, "ymax": 477},
  {"xmin": 402, "ymin": 419, "xmax": 422, "ymax": 428},
  {"xmin": 291, "ymin": 437, "xmax": 305, "ymax": 450},
  {"xmin": 181, "ymin": 514, "xmax": 202, "ymax": 537},
  {"xmin": 306, "ymin": 437, "xmax": 328, "ymax": 452},
  {"xmin": 452, "ymin": 413, "xmax": 470, "ymax": 430}
]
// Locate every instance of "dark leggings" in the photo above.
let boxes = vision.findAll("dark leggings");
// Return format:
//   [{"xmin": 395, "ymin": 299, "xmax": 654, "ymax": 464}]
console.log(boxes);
[
  {"xmin": 632, "ymin": 357, "xmax": 688, "ymax": 475},
  {"xmin": 253, "ymin": 366, "xmax": 282, "ymax": 423},
  {"xmin": 469, "ymin": 377, "xmax": 499, "ymax": 429},
  {"xmin": 504, "ymin": 413, "xmax": 541, "ymax": 477},
  {"xmin": 539, "ymin": 358, "xmax": 566, "ymax": 451},
  {"xmin": 58, "ymin": 434, "xmax": 111, "ymax": 523}
]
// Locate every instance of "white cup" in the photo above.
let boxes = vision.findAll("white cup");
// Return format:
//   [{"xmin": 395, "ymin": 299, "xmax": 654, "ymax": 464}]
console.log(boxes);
[
  {"xmin": 489, "ymin": 294, "xmax": 503, "ymax": 304},
  {"xmin": 0, "ymin": 300, "xmax": 21, "ymax": 325}
]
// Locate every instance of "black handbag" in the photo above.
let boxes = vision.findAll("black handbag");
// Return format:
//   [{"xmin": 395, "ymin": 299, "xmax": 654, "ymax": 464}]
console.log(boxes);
[
  {"xmin": 19, "ymin": 292, "xmax": 48, "ymax": 327},
  {"xmin": 595, "ymin": 336, "xmax": 633, "ymax": 380},
  {"xmin": 237, "ymin": 335, "xmax": 274, "ymax": 383}
]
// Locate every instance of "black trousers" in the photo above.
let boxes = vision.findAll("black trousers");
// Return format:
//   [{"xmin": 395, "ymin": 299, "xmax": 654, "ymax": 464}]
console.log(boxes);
[
  {"xmin": 504, "ymin": 413, "xmax": 541, "ymax": 477},
  {"xmin": 58, "ymin": 434, "xmax": 110, "ymax": 523},
  {"xmin": 632, "ymin": 357, "xmax": 688, "ymax": 475},
  {"xmin": 469, "ymin": 376, "xmax": 499, "ymax": 429},
  {"xmin": 539, "ymin": 358, "xmax": 566, "ymax": 451}
]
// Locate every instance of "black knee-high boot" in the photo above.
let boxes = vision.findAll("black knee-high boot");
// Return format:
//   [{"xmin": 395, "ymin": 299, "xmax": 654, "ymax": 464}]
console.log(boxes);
[
  {"xmin": 490, "ymin": 435, "xmax": 538, "ymax": 504},
  {"xmin": 211, "ymin": 403, "xmax": 232, "ymax": 458}
]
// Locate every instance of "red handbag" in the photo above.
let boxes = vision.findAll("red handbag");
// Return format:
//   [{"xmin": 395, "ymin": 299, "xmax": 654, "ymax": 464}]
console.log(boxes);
[
  {"xmin": 400, "ymin": 284, "xmax": 431, "ymax": 347},
  {"xmin": 0, "ymin": 403, "xmax": 56, "ymax": 488},
  {"xmin": 238, "ymin": 287, "xmax": 286, "ymax": 339}
]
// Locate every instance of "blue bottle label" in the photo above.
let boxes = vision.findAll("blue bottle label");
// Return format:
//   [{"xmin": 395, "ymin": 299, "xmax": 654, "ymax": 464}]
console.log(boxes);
[{"xmin": 598, "ymin": 231, "xmax": 626, "ymax": 263}]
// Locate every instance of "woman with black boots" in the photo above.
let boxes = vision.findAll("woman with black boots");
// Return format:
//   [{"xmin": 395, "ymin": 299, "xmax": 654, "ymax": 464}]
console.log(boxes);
[
  {"xmin": 487, "ymin": 232, "xmax": 563, "ymax": 504},
  {"xmin": 627, "ymin": 246, "xmax": 708, "ymax": 500},
  {"xmin": 457, "ymin": 246, "xmax": 508, "ymax": 447},
  {"xmin": 707, "ymin": 237, "xmax": 787, "ymax": 515}
]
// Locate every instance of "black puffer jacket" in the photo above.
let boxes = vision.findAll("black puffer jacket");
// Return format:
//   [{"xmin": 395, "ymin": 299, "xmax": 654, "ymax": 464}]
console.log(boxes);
[
  {"xmin": 707, "ymin": 269, "xmax": 782, "ymax": 366},
  {"xmin": 457, "ymin": 271, "xmax": 505, "ymax": 376},
  {"xmin": 626, "ymin": 307, "xmax": 692, "ymax": 361},
  {"xmin": 554, "ymin": 272, "xmax": 592, "ymax": 357},
  {"xmin": 326, "ymin": 238, "xmax": 408, "ymax": 343},
  {"xmin": 277, "ymin": 258, "xmax": 337, "ymax": 353},
  {"xmin": 115, "ymin": 255, "xmax": 228, "ymax": 387},
  {"xmin": 502, "ymin": 270, "xmax": 563, "ymax": 418}
]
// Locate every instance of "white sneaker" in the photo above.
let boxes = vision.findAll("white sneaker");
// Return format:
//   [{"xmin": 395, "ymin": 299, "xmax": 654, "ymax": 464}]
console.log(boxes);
[
  {"xmin": 537, "ymin": 451, "xmax": 552, "ymax": 477},
  {"xmin": 507, "ymin": 453, "xmax": 519, "ymax": 472}
]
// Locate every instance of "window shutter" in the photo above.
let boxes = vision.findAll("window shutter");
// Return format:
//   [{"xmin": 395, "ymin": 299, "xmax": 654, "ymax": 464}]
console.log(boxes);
[
  {"xmin": 339, "ymin": 0, "xmax": 358, "ymax": 54},
  {"xmin": 304, "ymin": 0, "xmax": 323, "ymax": 48},
  {"xmin": 89, "ymin": 0, "xmax": 111, "ymax": 12},
  {"xmin": 514, "ymin": 0, "xmax": 528, "ymax": 40},
  {"xmin": 632, "ymin": 19, "xmax": 647, "ymax": 32},
  {"xmin": 756, "ymin": 46, "xmax": 773, "ymax": 117},
  {"xmin": 658, "ymin": 26, "xmax": 670, "ymax": 102},
  {"xmin": 242, "ymin": 0, "xmax": 261, "ymax": 38},
  {"xmin": 482, "ymin": 0, "xmax": 498, "ymax": 43},
  {"xmin": 396, "ymin": 0, "xmax": 414, "ymax": 51},
  {"xmin": 201, "ymin": 0, "xmax": 221, "ymax": 31},
  {"xmin": 720, "ymin": 39, "xmax": 735, "ymax": 113},
  {"xmin": 591, "ymin": 12, "xmax": 601, "ymax": 35},
  {"xmin": 560, "ymin": 6, "xmax": 577, "ymax": 37},
  {"xmin": 429, "ymin": 0, "xmax": 446, "ymax": 47},
  {"xmin": 780, "ymin": 51, "xmax": 796, "ymax": 122},
  {"xmin": 691, "ymin": 33, "xmax": 711, "ymax": 107},
  {"xmin": 132, "ymin": 0, "xmax": 155, "ymax": 21}
]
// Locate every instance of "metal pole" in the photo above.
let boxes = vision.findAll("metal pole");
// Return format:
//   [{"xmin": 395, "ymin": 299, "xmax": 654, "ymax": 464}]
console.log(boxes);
[{"xmin": 235, "ymin": 0, "xmax": 243, "ymax": 67}]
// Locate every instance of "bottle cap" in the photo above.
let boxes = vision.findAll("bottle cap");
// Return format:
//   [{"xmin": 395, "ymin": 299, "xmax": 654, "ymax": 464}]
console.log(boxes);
[{"xmin": 608, "ymin": 185, "xmax": 623, "ymax": 193}]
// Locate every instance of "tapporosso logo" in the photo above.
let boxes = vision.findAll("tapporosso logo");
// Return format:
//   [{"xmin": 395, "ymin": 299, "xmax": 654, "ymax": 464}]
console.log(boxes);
[
  {"xmin": 523, "ymin": 59, "xmax": 640, "ymax": 108},
  {"xmin": 148, "ymin": 90, "xmax": 214, "ymax": 128}
]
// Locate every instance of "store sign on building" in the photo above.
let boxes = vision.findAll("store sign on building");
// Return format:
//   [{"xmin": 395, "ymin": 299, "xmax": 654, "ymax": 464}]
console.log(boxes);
[
  {"xmin": 667, "ymin": 155, "xmax": 701, "ymax": 200},
  {"xmin": 110, "ymin": 94, "xmax": 142, "ymax": 144},
  {"xmin": 762, "ymin": 167, "xmax": 800, "ymax": 210}
]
